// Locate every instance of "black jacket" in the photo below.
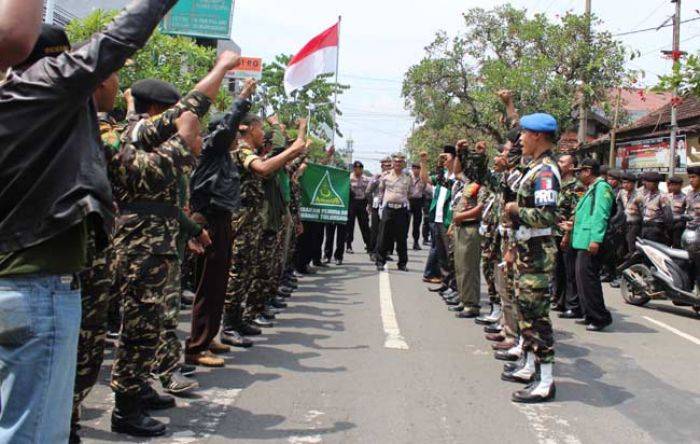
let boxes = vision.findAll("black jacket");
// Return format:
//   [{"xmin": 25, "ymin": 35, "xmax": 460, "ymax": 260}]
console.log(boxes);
[
  {"xmin": 0, "ymin": 0, "xmax": 177, "ymax": 253},
  {"xmin": 190, "ymin": 98, "xmax": 251, "ymax": 214}
]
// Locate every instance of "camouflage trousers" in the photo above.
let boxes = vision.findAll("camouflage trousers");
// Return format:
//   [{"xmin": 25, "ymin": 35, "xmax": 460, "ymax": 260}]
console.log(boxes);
[
  {"xmin": 481, "ymin": 230, "xmax": 500, "ymax": 304},
  {"xmin": 255, "ymin": 230, "xmax": 280, "ymax": 310},
  {"xmin": 224, "ymin": 210, "xmax": 264, "ymax": 326},
  {"xmin": 498, "ymin": 230, "xmax": 518, "ymax": 342},
  {"xmin": 110, "ymin": 251, "xmax": 176, "ymax": 395},
  {"xmin": 514, "ymin": 237, "xmax": 557, "ymax": 364},
  {"xmin": 72, "ymin": 246, "xmax": 116, "ymax": 424},
  {"xmin": 153, "ymin": 264, "xmax": 182, "ymax": 380}
]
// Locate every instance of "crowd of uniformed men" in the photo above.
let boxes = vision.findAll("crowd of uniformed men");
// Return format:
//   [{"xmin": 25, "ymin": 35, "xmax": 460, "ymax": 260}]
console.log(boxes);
[{"xmin": 3, "ymin": 0, "xmax": 700, "ymax": 443}]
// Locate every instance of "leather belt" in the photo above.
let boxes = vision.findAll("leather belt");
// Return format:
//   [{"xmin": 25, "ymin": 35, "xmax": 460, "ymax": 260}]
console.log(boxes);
[
  {"xmin": 515, "ymin": 227, "xmax": 552, "ymax": 241},
  {"xmin": 386, "ymin": 203, "xmax": 407, "ymax": 210},
  {"xmin": 120, "ymin": 201, "xmax": 179, "ymax": 219}
]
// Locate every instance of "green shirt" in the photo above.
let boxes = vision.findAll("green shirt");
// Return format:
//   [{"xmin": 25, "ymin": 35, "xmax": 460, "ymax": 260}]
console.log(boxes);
[
  {"xmin": 0, "ymin": 221, "xmax": 88, "ymax": 277},
  {"xmin": 572, "ymin": 178, "xmax": 615, "ymax": 250}
]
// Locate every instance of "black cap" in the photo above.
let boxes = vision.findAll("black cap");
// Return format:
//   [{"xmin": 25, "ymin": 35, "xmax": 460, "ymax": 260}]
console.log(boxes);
[
  {"xmin": 353, "ymin": 161, "xmax": 364, "ymax": 168},
  {"xmin": 687, "ymin": 166, "xmax": 700, "ymax": 176},
  {"xmin": 443, "ymin": 145, "xmax": 456, "ymax": 156},
  {"xmin": 411, "ymin": 163, "xmax": 420, "ymax": 168},
  {"xmin": 131, "ymin": 79, "xmax": 181, "ymax": 106},
  {"xmin": 608, "ymin": 169, "xmax": 622, "ymax": 180},
  {"xmin": 641, "ymin": 171, "xmax": 663, "ymax": 182},
  {"xmin": 621, "ymin": 172, "xmax": 637, "ymax": 182},
  {"xmin": 668, "ymin": 175, "xmax": 684, "ymax": 184},
  {"xmin": 19, "ymin": 24, "xmax": 70, "ymax": 67},
  {"xmin": 578, "ymin": 158, "xmax": 600, "ymax": 175}
]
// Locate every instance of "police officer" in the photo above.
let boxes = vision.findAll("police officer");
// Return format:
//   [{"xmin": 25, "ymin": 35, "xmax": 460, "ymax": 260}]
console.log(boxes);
[
  {"xmin": 633, "ymin": 172, "xmax": 673, "ymax": 244},
  {"xmin": 684, "ymin": 166, "xmax": 700, "ymax": 239},
  {"xmin": 376, "ymin": 153, "xmax": 412, "ymax": 271},
  {"xmin": 601, "ymin": 169, "xmax": 623, "ymax": 282},
  {"xmin": 346, "ymin": 161, "xmax": 372, "ymax": 254},
  {"xmin": 409, "ymin": 162, "xmax": 427, "ymax": 250},
  {"xmin": 367, "ymin": 157, "xmax": 392, "ymax": 259},
  {"xmin": 618, "ymin": 172, "xmax": 641, "ymax": 257},
  {"xmin": 501, "ymin": 113, "xmax": 560, "ymax": 403},
  {"xmin": 667, "ymin": 175, "xmax": 686, "ymax": 248}
]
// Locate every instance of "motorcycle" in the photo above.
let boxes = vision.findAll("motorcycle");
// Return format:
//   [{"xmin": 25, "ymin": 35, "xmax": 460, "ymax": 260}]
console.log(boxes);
[{"xmin": 620, "ymin": 230, "xmax": 700, "ymax": 317}]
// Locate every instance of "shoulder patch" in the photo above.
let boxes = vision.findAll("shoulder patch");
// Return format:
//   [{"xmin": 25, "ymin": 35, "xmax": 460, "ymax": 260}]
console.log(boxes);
[{"xmin": 534, "ymin": 166, "xmax": 559, "ymax": 207}]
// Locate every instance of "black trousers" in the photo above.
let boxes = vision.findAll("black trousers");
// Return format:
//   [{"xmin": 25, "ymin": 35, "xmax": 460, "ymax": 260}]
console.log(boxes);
[
  {"xmin": 370, "ymin": 207, "xmax": 381, "ymax": 254},
  {"xmin": 376, "ymin": 207, "xmax": 409, "ymax": 267},
  {"xmin": 324, "ymin": 224, "xmax": 346, "ymax": 261},
  {"xmin": 346, "ymin": 199, "xmax": 371, "ymax": 250},
  {"xmin": 575, "ymin": 250, "xmax": 612, "ymax": 327},
  {"xmin": 671, "ymin": 221, "xmax": 686, "ymax": 248},
  {"xmin": 553, "ymin": 238, "xmax": 566, "ymax": 307},
  {"xmin": 642, "ymin": 224, "xmax": 668, "ymax": 245},
  {"xmin": 296, "ymin": 221, "xmax": 325, "ymax": 269},
  {"xmin": 626, "ymin": 222, "xmax": 641, "ymax": 256},
  {"xmin": 422, "ymin": 198, "xmax": 431, "ymax": 242},
  {"xmin": 408, "ymin": 198, "xmax": 424, "ymax": 244},
  {"xmin": 563, "ymin": 247, "xmax": 580, "ymax": 312}
]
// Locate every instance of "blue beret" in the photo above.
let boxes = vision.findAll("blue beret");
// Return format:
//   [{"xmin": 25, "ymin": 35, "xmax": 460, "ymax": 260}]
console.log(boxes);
[{"xmin": 520, "ymin": 113, "xmax": 558, "ymax": 133}]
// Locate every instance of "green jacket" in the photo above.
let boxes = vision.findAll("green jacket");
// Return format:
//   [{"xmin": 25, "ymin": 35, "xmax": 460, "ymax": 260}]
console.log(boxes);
[{"xmin": 572, "ymin": 177, "xmax": 615, "ymax": 250}]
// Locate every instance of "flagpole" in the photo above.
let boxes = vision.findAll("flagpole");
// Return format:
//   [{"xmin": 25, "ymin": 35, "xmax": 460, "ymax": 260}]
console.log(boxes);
[{"xmin": 331, "ymin": 15, "xmax": 341, "ymax": 149}]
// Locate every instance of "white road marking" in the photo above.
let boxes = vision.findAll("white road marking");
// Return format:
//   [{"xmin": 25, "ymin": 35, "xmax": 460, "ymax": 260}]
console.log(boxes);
[
  {"xmin": 379, "ymin": 270, "xmax": 409, "ymax": 350},
  {"xmin": 288, "ymin": 435, "xmax": 322, "ymax": 444},
  {"xmin": 516, "ymin": 404, "xmax": 582, "ymax": 444},
  {"xmin": 642, "ymin": 316, "xmax": 700, "ymax": 346}
]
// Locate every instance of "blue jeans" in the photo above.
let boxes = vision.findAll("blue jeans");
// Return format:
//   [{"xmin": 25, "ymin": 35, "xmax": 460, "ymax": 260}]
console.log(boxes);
[{"xmin": 0, "ymin": 275, "xmax": 81, "ymax": 443}]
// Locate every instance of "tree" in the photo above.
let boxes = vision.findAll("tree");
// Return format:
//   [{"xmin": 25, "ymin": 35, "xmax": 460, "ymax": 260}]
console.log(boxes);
[
  {"xmin": 657, "ymin": 53, "xmax": 700, "ymax": 97},
  {"xmin": 256, "ymin": 54, "xmax": 349, "ymax": 138},
  {"xmin": 66, "ymin": 10, "xmax": 223, "ymax": 110},
  {"xmin": 402, "ymin": 5, "xmax": 633, "ymax": 159}
]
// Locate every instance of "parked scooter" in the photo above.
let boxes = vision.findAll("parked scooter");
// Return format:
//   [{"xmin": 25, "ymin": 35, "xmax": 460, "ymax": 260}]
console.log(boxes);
[{"xmin": 620, "ymin": 230, "xmax": 700, "ymax": 317}]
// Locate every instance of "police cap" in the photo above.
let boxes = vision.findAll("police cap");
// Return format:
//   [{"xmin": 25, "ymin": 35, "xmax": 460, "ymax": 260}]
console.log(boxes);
[
  {"xmin": 353, "ymin": 161, "xmax": 364, "ymax": 168},
  {"xmin": 641, "ymin": 171, "xmax": 663, "ymax": 182},
  {"xmin": 131, "ymin": 79, "xmax": 181, "ymax": 106},
  {"xmin": 621, "ymin": 172, "xmax": 637, "ymax": 182},
  {"xmin": 668, "ymin": 175, "xmax": 684, "ymax": 184},
  {"xmin": 577, "ymin": 158, "xmax": 600, "ymax": 175},
  {"xmin": 607, "ymin": 169, "xmax": 622, "ymax": 180}
]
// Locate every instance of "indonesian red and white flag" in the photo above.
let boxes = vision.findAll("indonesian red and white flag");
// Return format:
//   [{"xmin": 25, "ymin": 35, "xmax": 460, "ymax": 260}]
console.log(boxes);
[{"xmin": 284, "ymin": 22, "xmax": 339, "ymax": 95}]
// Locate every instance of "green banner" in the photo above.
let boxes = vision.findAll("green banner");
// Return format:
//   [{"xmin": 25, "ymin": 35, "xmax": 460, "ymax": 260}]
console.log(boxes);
[
  {"xmin": 161, "ymin": 0, "xmax": 234, "ymax": 40},
  {"xmin": 300, "ymin": 163, "xmax": 350, "ymax": 223}
]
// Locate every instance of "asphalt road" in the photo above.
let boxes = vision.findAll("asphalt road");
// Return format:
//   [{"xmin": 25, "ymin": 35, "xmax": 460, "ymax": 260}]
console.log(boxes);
[{"xmin": 81, "ymin": 236, "xmax": 700, "ymax": 444}]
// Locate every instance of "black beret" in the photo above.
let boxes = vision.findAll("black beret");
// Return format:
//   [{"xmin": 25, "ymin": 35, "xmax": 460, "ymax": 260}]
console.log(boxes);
[
  {"xmin": 668, "ymin": 175, "xmax": 684, "ymax": 184},
  {"xmin": 443, "ymin": 145, "xmax": 456, "ymax": 156},
  {"xmin": 20, "ymin": 24, "xmax": 70, "ymax": 67},
  {"xmin": 687, "ymin": 166, "xmax": 700, "ymax": 176},
  {"xmin": 131, "ymin": 79, "xmax": 181, "ymax": 106},
  {"xmin": 641, "ymin": 171, "xmax": 663, "ymax": 182}
]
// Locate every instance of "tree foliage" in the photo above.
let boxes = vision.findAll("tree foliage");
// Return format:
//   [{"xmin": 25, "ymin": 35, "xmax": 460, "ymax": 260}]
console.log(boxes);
[
  {"xmin": 256, "ymin": 54, "xmax": 350, "ymax": 138},
  {"xmin": 402, "ymin": 5, "xmax": 634, "ymax": 159},
  {"xmin": 657, "ymin": 53, "xmax": 700, "ymax": 97},
  {"xmin": 67, "ymin": 10, "xmax": 221, "ymax": 110}
]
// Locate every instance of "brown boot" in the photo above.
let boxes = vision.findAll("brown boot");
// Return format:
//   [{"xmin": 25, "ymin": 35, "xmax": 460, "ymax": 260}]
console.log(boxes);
[
  {"xmin": 208, "ymin": 340, "xmax": 231, "ymax": 355},
  {"xmin": 492, "ymin": 340, "xmax": 516, "ymax": 351},
  {"xmin": 485, "ymin": 333, "xmax": 505, "ymax": 342},
  {"xmin": 185, "ymin": 351, "xmax": 224, "ymax": 368}
]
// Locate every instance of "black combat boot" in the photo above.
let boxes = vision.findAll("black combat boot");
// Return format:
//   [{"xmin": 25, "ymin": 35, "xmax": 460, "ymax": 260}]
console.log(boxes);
[
  {"xmin": 112, "ymin": 392, "xmax": 167, "ymax": 437},
  {"xmin": 140, "ymin": 384, "xmax": 175, "ymax": 410}
]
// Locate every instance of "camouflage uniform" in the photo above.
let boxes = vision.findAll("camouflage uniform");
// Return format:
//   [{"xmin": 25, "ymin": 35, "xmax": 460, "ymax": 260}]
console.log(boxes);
[
  {"xmin": 224, "ymin": 140, "xmax": 266, "ymax": 328},
  {"xmin": 72, "ymin": 114, "xmax": 123, "ymax": 424},
  {"xmin": 110, "ymin": 91, "xmax": 211, "ymax": 396},
  {"xmin": 553, "ymin": 177, "xmax": 581, "ymax": 308},
  {"xmin": 479, "ymin": 174, "xmax": 500, "ymax": 305},
  {"xmin": 513, "ymin": 151, "xmax": 560, "ymax": 364}
]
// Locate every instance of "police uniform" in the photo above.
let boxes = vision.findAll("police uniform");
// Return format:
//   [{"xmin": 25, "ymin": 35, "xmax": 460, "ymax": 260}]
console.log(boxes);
[
  {"xmin": 667, "ymin": 176, "xmax": 686, "ymax": 248},
  {"xmin": 619, "ymin": 176, "xmax": 642, "ymax": 255},
  {"xmin": 346, "ymin": 163, "xmax": 372, "ymax": 252},
  {"xmin": 366, "ymin": 158, "xmax": 391, "ymax": 256},
  {"xmin": 376, "ymin": 155, "xmax": 412, "ymax": 269},
  {"xmin": 634, "ymin": 172, "xmax": 673, "ymax": 244}
]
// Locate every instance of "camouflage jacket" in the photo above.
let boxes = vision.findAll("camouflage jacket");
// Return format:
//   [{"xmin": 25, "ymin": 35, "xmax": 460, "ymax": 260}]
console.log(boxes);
[
  {"xmin": 111, "ymin": 91, "xmax": 211, "ymax": 256},
  {"xmin": 514, "ymin": 151, "xmax": 560, "ymax": 243},
  {"xmin": 232, "ymin": 140, "xmax": 265, "ymax": 216},
  {"xmin": 555, "ymin": 176, "xmax": 581, "ymax": 236}
]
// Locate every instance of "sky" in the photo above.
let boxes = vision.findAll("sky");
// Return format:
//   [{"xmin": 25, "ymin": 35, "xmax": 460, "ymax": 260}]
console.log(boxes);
[{"xmin": 231, "ymin": 0, "xmax": 700, "ymax": 173}]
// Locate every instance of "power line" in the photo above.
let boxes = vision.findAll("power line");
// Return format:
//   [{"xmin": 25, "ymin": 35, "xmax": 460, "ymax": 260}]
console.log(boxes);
[
  {"xmin": 629, "ymin": 0, "xmax": 668, "ymax": 30},
  {"xmin": 613, "ymin": 16, "xmax": 700, "ymax": 37}
]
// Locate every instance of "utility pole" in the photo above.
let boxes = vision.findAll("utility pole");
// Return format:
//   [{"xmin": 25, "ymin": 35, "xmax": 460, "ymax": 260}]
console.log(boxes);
[
  {"xmin": 578, "ymin": 0, "xmax": 592, "ymax": 148},
  {"xmin": 666, "ymin": 0, "xmax": 682, "ymax": 176},
  {"xmin": 609, "ymin": 86, "xmax": 622, "ymax": 168}
]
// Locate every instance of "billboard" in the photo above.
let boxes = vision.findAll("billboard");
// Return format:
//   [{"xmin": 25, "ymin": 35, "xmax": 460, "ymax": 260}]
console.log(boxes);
[
  {"xmin": 615, "ymin": 135, "xmax": 688, "ymax": 173},
  {"xmin": 161, "ymin": 0, "xmax": 235, "ymax": 40}
]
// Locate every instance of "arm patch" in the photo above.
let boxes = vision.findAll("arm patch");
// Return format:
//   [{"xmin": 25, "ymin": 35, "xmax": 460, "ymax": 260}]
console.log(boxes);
[{"xmin": 534, "ymin": 168, "xmax": 559, "ymax": 207}]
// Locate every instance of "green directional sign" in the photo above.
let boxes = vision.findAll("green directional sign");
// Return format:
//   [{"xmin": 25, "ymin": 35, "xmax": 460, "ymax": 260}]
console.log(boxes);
[
  {"xmin": 300, "ymin": 163, "xmax": 350, "ymax": 223},
  {"xmin": 161, "ymin": 0, "xmax": 235, "ymax": 40}
]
